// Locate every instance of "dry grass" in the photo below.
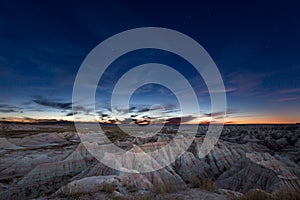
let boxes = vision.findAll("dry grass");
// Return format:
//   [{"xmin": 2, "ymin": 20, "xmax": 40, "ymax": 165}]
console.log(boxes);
[
  {"xmin": 190, "ymin": 174, "xmax": 216, "ymax": 192},
  {"xmin": 242, "ymin": 190, "xmax": 271, "ymax": 200},
  {"xmin": 151, "ymin": 180, "xmax": 183, "ymax": 194},
  {"xmin": 121, "ymin": 178, "xmax": 139, "ymax": 193},
  {"xmin": 120, "ymin": 193, "xmax": 183, "ymax": 200},
  {"xmin": 273, "ymin": 190, "xmax": 300, "ymax": 200},
  {"xmin": 235, "ymin": 189, "xmax": 300, "ymax": 200},
  {"xmin": 111, "ymin": 193, "xmax": 157, "ymax": 200},
  {"xmin": 101, "ymin": 181, "xmax": 116, "ymax": 194}
]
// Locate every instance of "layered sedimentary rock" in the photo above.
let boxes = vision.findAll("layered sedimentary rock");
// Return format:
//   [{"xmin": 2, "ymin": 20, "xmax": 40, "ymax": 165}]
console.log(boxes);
[
  {"xmin": 0, "ymin": 124, "xmax": 299, "ymax": 199},
  {"xmin": 0, "ymin": 144, "xmax": 95, "ymax": 199},
  {"xmin": 216, "ymin": 152, "xmax": 300, "ymax": 192}
]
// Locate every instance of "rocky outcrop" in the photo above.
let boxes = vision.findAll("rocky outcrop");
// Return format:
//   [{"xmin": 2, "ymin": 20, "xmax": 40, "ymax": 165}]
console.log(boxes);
[
  {"xmin": 53, "ymin": 175, "xmax": 120, "ymax": 196},
  {"xmin": 0, "ymin": 124, "xmax": 299, "ymax": 199},
  {"xmin": 0, "ymin": 138, "xmax": 23, "ymax": 150},
  {"xmin": 216, "ymin": 152, "xmax": 300, "ymax": 192},
  {"xmin": 192, "ymin": 138, "xmax": 248, "ymax": 177},
  {"xmin": 0, "ymin": 144, "xmax": 95, "ymax": 199},
  {"xmin": 173, "ymin": 151, "xmax": 213, "ymax": 182}
]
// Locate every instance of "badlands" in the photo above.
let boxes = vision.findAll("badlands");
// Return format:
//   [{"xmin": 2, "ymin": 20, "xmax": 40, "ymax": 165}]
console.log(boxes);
[{"xmin": 0, "ymin": 122, "xmax": 299, "ymax": 199}]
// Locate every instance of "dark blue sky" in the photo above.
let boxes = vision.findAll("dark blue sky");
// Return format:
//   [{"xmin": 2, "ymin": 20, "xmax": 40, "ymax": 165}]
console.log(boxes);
[{"xmin": 0, "ymin": 0, "xmax": 299, "ymax": 123}]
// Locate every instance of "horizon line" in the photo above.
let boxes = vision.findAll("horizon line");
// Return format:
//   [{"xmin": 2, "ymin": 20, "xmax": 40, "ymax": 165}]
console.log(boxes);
[{"xmin": 1, "ymin": 120, "xmax": 299, "ymax": 126}]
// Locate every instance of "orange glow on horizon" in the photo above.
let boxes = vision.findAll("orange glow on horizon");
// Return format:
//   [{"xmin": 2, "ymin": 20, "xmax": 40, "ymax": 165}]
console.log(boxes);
[{"xmin": 1, "ymin": 118, "xmax": 298, "ymax": 125}]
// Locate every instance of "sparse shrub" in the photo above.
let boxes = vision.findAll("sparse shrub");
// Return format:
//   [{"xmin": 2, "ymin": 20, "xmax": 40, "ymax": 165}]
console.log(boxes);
[
  {"xmin": 127, "ymin": 184, "xmax": 138, "ymax": 193},
  {"xmin": 241, "ymin": 185, "xmax": 250, "ymax": 194},
  {"xmin": 190, "ymin": 174, "xmax": 215, "ymax": 191},
  {"xmin": 102, "ymin": 181, "xmax": 115, "ymax": 194},
  {"xmin": 273, "ymin": 190, "xmax": 300, "ymax": 200},
  {"xmin": 131, "ymin": 193, "xmax": 156, "ymax": 200},
  {"xmin": 151, "ymin": 180, "xmax": 183, "ymax": 194},
  {"xmin": 162, "ymin": 180, "xmax": 177, "ymax": 193},
  {"xmin": 121, "ymin": 178, "xmax": 138, "ymax": 193},
  {"xmin": 111, "ymin": 193, "xmax": 155, "ymax": 200},
  {"xmin": 234, "ymin": 188, "xmax": 300, "ymax": 200},
  {"xmin": 242, "ymin": 190, "xmax": 271, "ymax": 200},
  {"xmin": 151, "ymin": 181, "xmax": 165, "ymax": 193},
  {"xmin": 190, "ymin": 174, "xmax": 200, "ymax": 188},
  {"xmin": 199, "ymin": 179, "xmax": 216, "ymax": 191}
]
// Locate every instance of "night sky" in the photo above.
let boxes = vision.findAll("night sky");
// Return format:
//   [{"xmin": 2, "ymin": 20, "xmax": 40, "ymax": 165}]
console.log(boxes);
[{"xmin": 0, "ymin": 0, "xmax": 300, "ymax": 124}]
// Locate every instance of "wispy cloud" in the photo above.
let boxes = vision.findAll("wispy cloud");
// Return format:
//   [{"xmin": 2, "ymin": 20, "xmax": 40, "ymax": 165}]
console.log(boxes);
[
  {"xmin": 225, "ymin": 72, "xmax": 268, "ymax": 97},
  {"xmin": 165, "ymin": 115, "xmax": 196, "ymax": 124},
  {"xmin": 0, "ymin": 104, "xmax": 22, "ymax": 113},
  {"xmin": 33, "ymin": 98, "xmax": 72, "ymax": 110},
  {"xmin": 278, "ymin": 88, "xmax": 300, "ymax": 94},
  {"xmin": 203, "ymin": 109, "xmax": 238, "ymax": 118},
  {"xmin": 0, "ymin": 109, "xmax": 19, "ymax": 113},
  {"xmin": 203, "ymin": 111, "xmax": 225, "ymax": 117},
  {"xmin": 32, "ymin": 96, "xmax": 93, "ymax": 116},
  {"xmin": 273, "ymin": 97, "xmax": 300, "ymax": 102},
  {"xmin": 66, "ymin": 112, "xmax": 79, "ymax": 116}
]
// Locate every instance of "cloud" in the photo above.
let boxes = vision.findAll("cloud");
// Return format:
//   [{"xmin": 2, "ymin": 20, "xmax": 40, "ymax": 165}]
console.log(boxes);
[
  {"xmin": 165, "ymin": 115, "xmax": 196, "ymax": 124},
  {"xmin": 33, "ymin": 97, "xmax": 93, "ymax": 116},
  {"xmin": 224, "ymin": 121, "xmax": 238, "ymax": 124},
  {"xmin": 203, "ymin": 109, "xmax": 238, "ymax": 118},
  {"xmin": 164, "ymin": 104, "xmax": 177, "ymax": 111},
  {"xmin": 97, "ymin": 103, "xmax": 181, "ymax": 125},
  {"xmin": 1, "ymin": 117, "xmax": 72, "ymax": 123},
  {"xmin": 273, "ymin": 97, "xmax": 300, "ymax": 102},
  {"xmin": 199, "ymin": 87, "xmax": 237, "ymax": 94},
  {"xmin": 101, "ymin": 113, "xmax": 109, "ymax": 118},
  {"xmin": 278, "ymin": 88, "xmax": 300, "ymax": 94},
  {"xmin": 137, "ymin": 108, "xmax": 150, "ymax": 113},
  {"xmin": 131, "ymin": 118, "xmax": 151, "ymax": 125},
  {"xmin": 33, "ymin": 98, "xmax": 72, "ymax": 110},
  {"xmin": 106, "ymin": 115, "xmax": 153, "ymax": 125},
  {"xmin": 110, "ymin": 104, "xmax": 178, "ymax": 117},
  {"xmin": 225, "ymin": 72, "xmax": 268, "ymax": 97},
  {"xmin": 99, "ymin": 118, "xmax": 119, "ymax": 124},
  {"xmin": 74, "ymin": 105, "xmax": 93, "ymax": 115},
  {"xmin": 0, "ymin": 109, "xmax": 19, "ymax": 113},
  {"xmin": 0, "ymin": 104, "xmax": 22, "ymax": 113},
  {"xmin": 135, "ymin": 104, "xmax": 177, "ymax": 113},
  {"xmin": 66, "ymin": 112, "xmax": 79, "ymax": 116},
  {"xmin": 203, "ymin": 111, "xmax": 225, "ymax": 117},
  {"xmin": 113, "ymin": 106, "xmax": 137, "ymax": 114}
]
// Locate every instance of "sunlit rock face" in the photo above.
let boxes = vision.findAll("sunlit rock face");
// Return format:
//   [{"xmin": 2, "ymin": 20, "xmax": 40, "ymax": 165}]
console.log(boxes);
[{"xmin": 0, "ymin": 123, "xmax": 299, "ymax": 199}]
